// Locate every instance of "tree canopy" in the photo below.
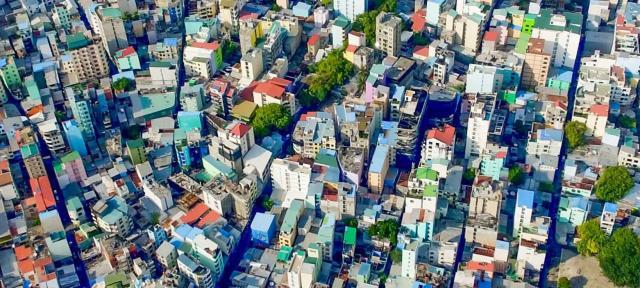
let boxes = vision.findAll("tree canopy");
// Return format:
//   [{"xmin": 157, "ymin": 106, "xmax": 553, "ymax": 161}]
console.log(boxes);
[
  {"xmin": 300, "ymin": 49, "xmax": 354, "ymax": 107},
  {"xmin": 557, "ymin": 277, "xmax": 571, "ymax": 288},
  {"xmin": 368, "ymin": 219, "xmax": 399, "ymax": 246},
  {"xmin": 598, "ymin": 228, "xmax": 640, "ymax": 287},
  {"xmin": 113, "ymin": 77, "xmax": 134, "ymax": 92},
  {"xmin": 251, "ymin": 104, "xmax": 292, "ymax": 138},
  {"xmin": 390, "ymin": 249, "xmax": 402, "ymax": 263},
  {"xmin": 595, "ymin": 166, "xmax": 634, "ymax": 202},
  {"xmin": 352, "ymin": 0, "xmax": 397, "ymax": 46},
  {"xmin": 344, "ymin": 217, "xmax": 358, "ymax": 228},
  {"xmin": 463, "ymin": 168, "xmax": 476, "ymax": 184},
  {"xmin": 618, "ymin": 115, "xmax": 636, "ymax": 129},
  {"xmin": 565, "ymin": 121, "xmax": 587, "ymax": 150},
  {"xmin": 508, "ymin": 166, "xmax": 524, "ymax": 186},
  {"xmin": 576, "ymin": 218, "xmax": 607, "ymax": 256}
]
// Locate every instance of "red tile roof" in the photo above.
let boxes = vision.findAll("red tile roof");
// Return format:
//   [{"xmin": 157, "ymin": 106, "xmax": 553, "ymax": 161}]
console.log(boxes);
[
  {"xmin": 269, "ymin": 77, "xmax": 292, "ymax": 87},
  {"xmin": 180, "ymin": 202, "xmax": 209, "ymax": 225},
  {"xmin": 413, "ymin": 45, "xmax": 429, "ymax": 58},
  {"xmin": 254, "ymin": 82, "xmax": 285, "ymax": 99},
  {"xmin": 467, "ymin": 261, "xmax": 495, "ymax": 273},
  {"xmin": 484, "ymin": 31, "xmax": 498, "ymax": 42},
  {"xmin": 300, "ymin": 111, "xmax": 317, "ymax": 121},
  {"xmin": 495, "ymin": 151, "xmax": 507, "ymax": 159},
  {"xmin": 15, "ymin": 246, "xmax": 32, "ymax": 261},
  {"xmin": 117, "ymin": 46, "xmax": 136, "ymax": 58},
  {"xmin": 346, "ymin": 45, "xmax": 358, "ymax": 53},
  {"xmin": 426, "ymin": 124, "xmax": 455, "ymax": 145},
  {"xmin": 229, "ymin": 122, "xmax": 251, "ymax": 138},
  {"xmin": 411, "ymin": 9, "xmax": 426, "ymax": 32},
  {"xmin": 18, "ymin": 259, "xmax": 34, "ymax": 274},
  {"xmin": 30, "ymin": 176, "xmax": 55, "ymax": 213},
  {"xmin": 191, "ymin": 41, "xmax": 220, "ymax": 51},
  {"xmin": 196, "ymin": 210, "xmax": 221, "ymax": 228},
  {"xmin": 590, "ymin": 104, "xmax": 609, "ymax": 117},
  {"xmin": 308, "ymin": 34, "xmax": 320, "ymax": 46},
  {"xmin": 239, "ymin": 81, "xmax": 258, "ymax": 102}
]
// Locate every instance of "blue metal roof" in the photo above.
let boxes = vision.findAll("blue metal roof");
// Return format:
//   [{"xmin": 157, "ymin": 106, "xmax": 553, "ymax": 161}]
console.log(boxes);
[
  {"xmin": 516, "ymin": 189, "xmax": 534, "ymax": 208},
  {"xmin": 369, "ymin": 145, "xmax": 390, "ymax": 173}
]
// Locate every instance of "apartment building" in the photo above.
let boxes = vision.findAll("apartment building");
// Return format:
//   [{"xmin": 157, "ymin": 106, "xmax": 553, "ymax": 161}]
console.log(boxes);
[
  {"xmin": 271, "ymin": 158, "xmax": 312, "ymax": 208},
  {"xmin": 333, "ymin": 0, "xmax": 367, "ymax": 21},
  {"xmin": 422, "ymin": 124, "xmax": 455, "ymax": 164},
  {"xmin": 368, "ymin": 145, "xmax": 390, "ymax": 194},
  {"xmin": 240, "ymin": 48, "xmax": 263, "ymax": 82},
  {"xmin": 292, "ymin": 112, "xmax": 336, "ymax": 158},
  {"xmin": 375, "ymin": 12, "xmax": 402, "ymax": 56},
  {"xmin": 521, "ymin": 38, "xmax": 551, "ymax": 91},
  {"xmin": 252, "ymin": 78, "xmax": 296, "ymax": 114},
  {"xmin": 59, "ymin": 33, "xmax": 109, "ymax": 84},
  {"xmin": 184, "ymin": 42, "xmax": 222, "ymax": 80},
  {"xmin": 530, "ymin": 9, "xmax": 583, "ymax": 69},
  {"xmin": 465, "ymin": 94, "xmax": 497, "ymax": 159},
  {"xmin": 95, "ymin": 7, "xmax": 128, "ymax": 57},
  {"xmin": 278, "ymin": 199, "xmax": 304, "ymax": 247},
  {"xmin": 21, "ymin": 143, "xmax": 47, "ymax": 179},
  {"xmin": 514, "ymin": 189, "xmax": 534, "ymax": 237},
  {"xmin": 585, "ymin": 104, "xmax": 608, "ymax": 137},
  {"xmin": 318, "ymin": 182, "xmax": 356, "ymax": 220},
  {"xmin": 526, "ymin": 127, "xmax": 563, "ymax": 157},
  {"xmin": 92, "ymin": 196, "xmax": 133, "ymax": 238}
]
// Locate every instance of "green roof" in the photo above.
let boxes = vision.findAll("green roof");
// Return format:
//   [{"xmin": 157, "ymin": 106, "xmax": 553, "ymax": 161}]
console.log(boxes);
[
  {"xmin": 277, "ymin": 246, "xmax": 293, "ymax": 262},
  {"xmin": 281, "ymin": 200, "xmax": 303, "ymax": 234},
  {"xmin": 416, "ymin": 167, "xmax": 438, "ymax": 181},
  {"xmin": 66, "ymin": 33, "xmax": 90, "ymax": 50},
  {"xmin": 149, "ymin": 61, "xmax": 173, "ymax": 68},
  {"xmin": 61, "ymin": 151, "xmax": 81, "ymax": 163},
  {"xmin": 231, "ymin": 100, "xmax": 257, "ymax": 120},
  {"xmin": 534, "ymin": 9, "xmax": 583, "ymax": 34},
  {"xmin": 100, "ymin": 7, "xmax": 123, "ymax": 18},
  {"xmin": 423, "ymin": 184, "xmax": 438, "ymax": 198},
  {"xmin": 66, "ymin": 196, "xmax": 83, "ymax": 211},
  {"xmin": 315, "ymin": 151, "xmax": 339, "ymax": 168},
  {"xmin": 515, "ymin": 33, "xmax": 530, "ymax": 54},
  {"xmin": 126, "ymin": 138, "xmax": 144, "ymax": 149},
  {"xmin": 344, "ymin": 227, "xmax": 356, "ymax": 245},
  {"xmin": 20, "ymin": 143, "xmax": 39, "ymax": 158},
  {"xmin": 334, "ymin": 16, "xmax": 350, "ymax": 28}
]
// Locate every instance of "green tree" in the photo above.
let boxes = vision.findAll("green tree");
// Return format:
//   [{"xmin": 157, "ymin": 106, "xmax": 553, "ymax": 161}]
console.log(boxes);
[
  {"xmin": 150, "ymin": 212, "xmax": 160, "ymax": 225},
  {"xmin": 390, "ymin": 249, "xmax": 402, "ymax": 263},
  {"xmin": 595, "ymin": 166, "xmax": 634, "ymax": 202},
  {"xmin": 508, "ymin": 166, "xmax": 524, "ymax": 186},
  {"xmin": 463, "ymin": 168, "xmax": 476, "ymax": 184},
  {"xmin": 271, "ymin": 2, "xmax": 282, "ymax": 11},
  {"xmin": 301, "ymin": 49, "xmax": 354, "ymax": 107},
  {"xmin": 618, "ymin": 115, "xmax": 636, "ymax": 129},
  {"xmin": 598, "ymin": 228, "xmax": 640, "ymax": 287},
  {"xmin": 368, "ymin": 219, "xmax": 399, "ymax": 246},
  {"xmin": 576, "ymin": 219, "xmax": 607, "ymax": 256},
  {"xmin": 221, "ymin": 40, "xmax": 238, "ymax": 59},
  {"xmin": 262, "ymin": 198, "xmax": 274, "ymax": 211},
  {"xmin": 565, "ymin": 121, "xmax": 587, "ymax": 150},
  {"xmin": 345, "ymin": 217, "xmax": 358, "ymax": 228},
  {"xmin": 251, "ymin": 104, "xmax": 292, "ymax": 138},
  {"xmin": 413, "ymin": 33, "xmax": 429, "ymax": 46},
  {"xmin": 320, "ymin": 0, "xmax": 332, "ymax": 6},
  {"xmin": 557, "ymin": 277, "xmax": 571, "ymax": 288},
  {"xmin": 539, "ymin": 182, "xmax": 554, "ymax": 192},
  {"xmin": 113, "ymin": 77, "xmax": 134, "ymax": 92},
  {"xmin": 124, "ymin": 124, "xmax": 141, "ymax": 140}
]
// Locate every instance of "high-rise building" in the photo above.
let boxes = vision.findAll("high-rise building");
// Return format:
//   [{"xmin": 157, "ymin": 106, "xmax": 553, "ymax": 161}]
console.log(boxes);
[
  {"xmin": 96, "ymin": 8, "xmax": 128, "ymax": 57},
  {"xmin": 155, "ymin": 0, "xmax": 184, "ymax": 23},
  {"xmin": 62, "ymin": 120, "xmax": 88, "ymax": 156},
  {"xmin": 422, "ymin": 124, "xmax": 455, "ymax": 164},
  {"xmin": 92, "ymin": 196, "xmax": 133, "ymax": 237},
  {"xmin": 368, "ymin": 145, "xmax": 390, "ymax": 194},
  {"xmin": 21, "ymin": 143, "xmax": 47, "ymax": 179},
  {"xmin": 59, "ymin": 33, "xmax": 109, "ymax": 84},
  {"xmin": 465, "ymin": 94, "xmax": 497, "ymax": 158},
  {"xmin": 37, "ymin": 119, "xmax": 67, "ymax": 155},
  {"xmin": 530, "ymin": 9, "xmax": 582, "ymax": 69},
  {"xmin": 521, "ymin": 38, "xmax": 551, "ymax": 91},
  {"xmin": 270, "ymin": 158, "xmax": 311, "ymax": 208},
  {"xmin": 375, "ymin": 12, "xmax": 402, "ymax": 56},
  {"xmin": 184, "ymin": 42, "xmax": 223, "ymax": 80},
  {"xmin": 292, "ymin": 112, "xmax": 336, "ymax": 158},
  {"xmin": 333, "ymin": 0, "xmax": 367, "ymax": 21},
  {"xmin": 239, "ymin": 18, "xmax": 263, "ymax": 54},
  {"xmin": 514, "ymin": 189, "xmax": 534, "ymax": 237},
  {"xmin": 67, "ymin": 87, "xmax": 96, "ymax": 140},
  {"xmin": 240, "ymin": 48, "xmax": 263, "ymax": 82}
]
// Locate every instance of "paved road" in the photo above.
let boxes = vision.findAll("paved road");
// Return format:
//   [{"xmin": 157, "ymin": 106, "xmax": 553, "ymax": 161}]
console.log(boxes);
[{"xmin": 538, "ymin": 1, "xmax": 589, "ymax": 286}]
